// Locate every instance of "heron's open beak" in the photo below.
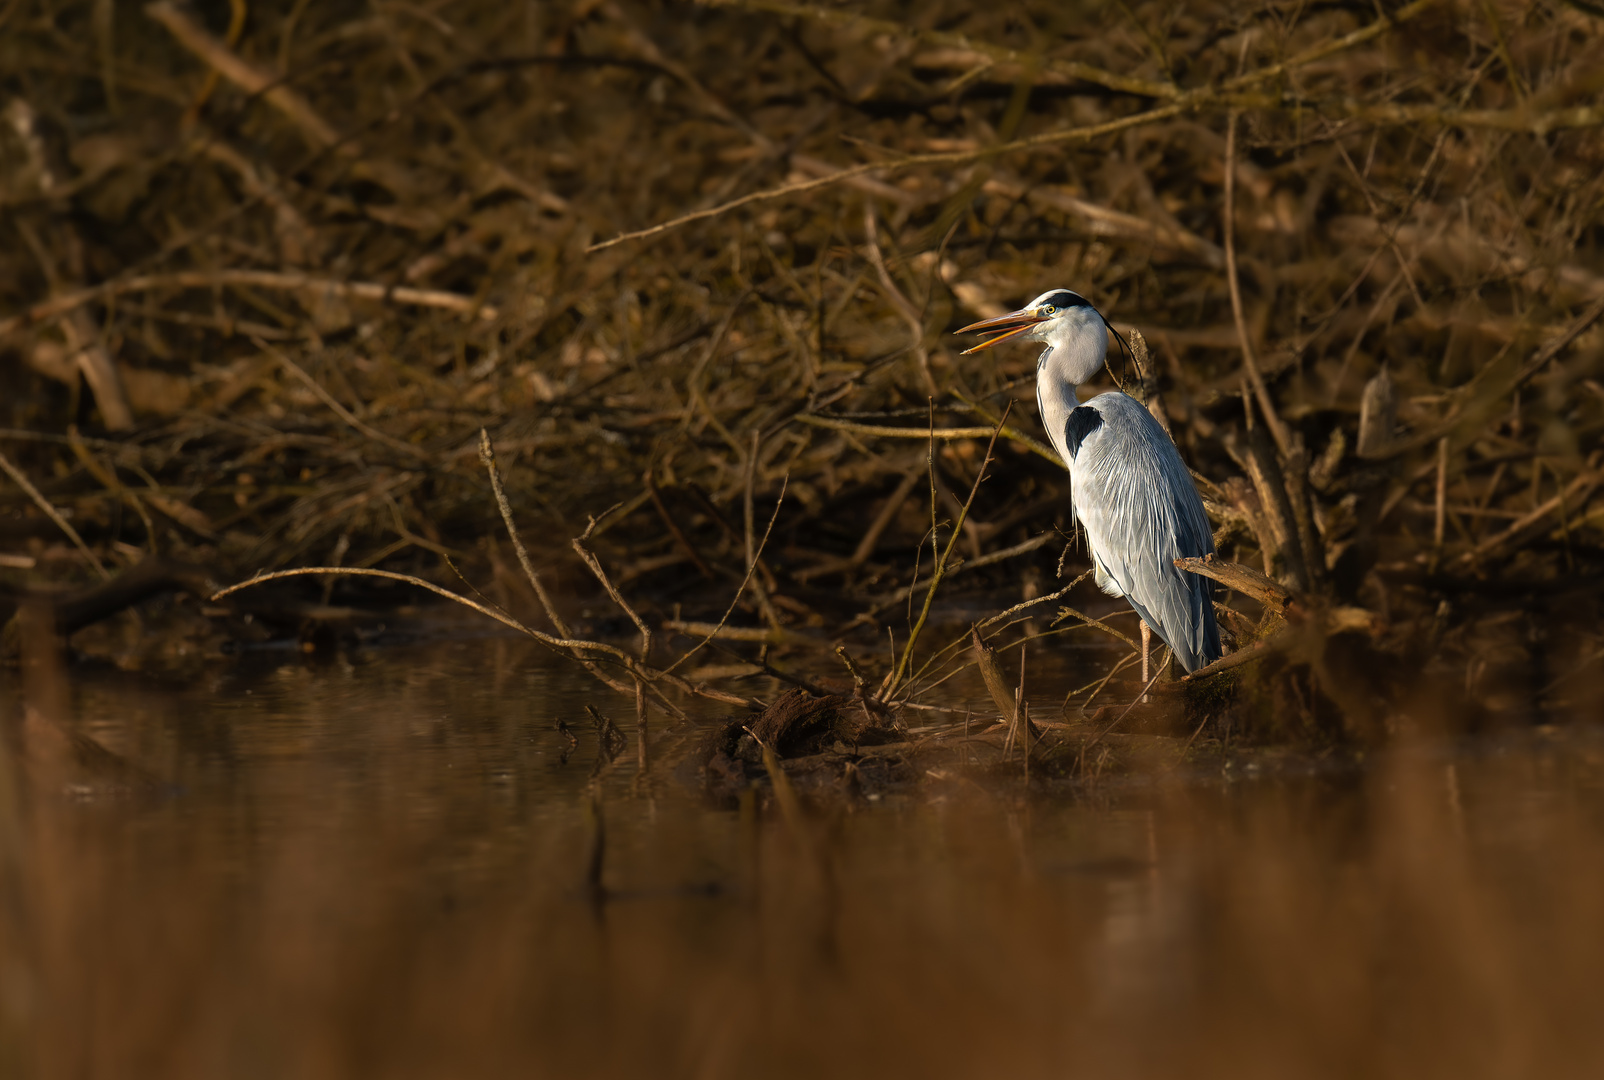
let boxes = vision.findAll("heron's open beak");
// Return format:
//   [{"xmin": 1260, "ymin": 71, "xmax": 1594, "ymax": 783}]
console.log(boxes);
[{"xmin": 954, "ymin": 307, "xmax": 1049, "ymax": 355}]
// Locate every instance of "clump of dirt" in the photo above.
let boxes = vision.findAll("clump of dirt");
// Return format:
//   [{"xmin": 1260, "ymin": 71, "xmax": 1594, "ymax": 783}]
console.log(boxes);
[{"xmin": 697, "ymin": 688, "xmax": 905, "ymax": 804}]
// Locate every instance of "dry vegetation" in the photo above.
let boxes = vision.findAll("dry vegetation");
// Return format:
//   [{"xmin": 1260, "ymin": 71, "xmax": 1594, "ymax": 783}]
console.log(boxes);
[{"xmin": 2, "ymin": 0, "xmax": 1603, "ymax": 748}]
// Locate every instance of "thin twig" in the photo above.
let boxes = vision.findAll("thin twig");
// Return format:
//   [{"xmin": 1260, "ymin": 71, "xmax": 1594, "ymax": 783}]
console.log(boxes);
[
  {"xmin": 211, "ymin": 565, "xmax": 749, "ymax": 710},
  {"xmin": 147, "ymin": 0, "xmax": 343, "ymax": 150},
  {"xmin": 257, "ymin": 337, "xmax": 431, "ymax": 461},
  {"xmin": 573, "ymin": 524, "xmax": 653, "ymax": 663},
  {"xmin": 698, "ymin": 0, "xmax": 1179, "ymax": 100},
  {"xmin": 211, "ymin": 566, "xmax": 629, "ymax": 656},
  {"xmin": 0, "ymin": 269, "xmax": 498, "ymax": 342},
  {"xmin": 1076, "ymin": 651, "xmax": 1141, "ymax": 713},
  {"xmin": 1048, "ymin": 604, "xmax": 1139, "ymax": 650},
  {"xmin": 908, "ymin": 612, "xmax": 1098, "ymax": 701},
  {"xmin": 588, "ymin": 0, "xmax": 1446, "ymax": 253},
  {"xmin": 463, "ymin": 519, "xmax": 683, "ymax": 743},
  {"xmin": 1223, "ymin": 111, "xmax": 1292, "ymax": 458},
  {"xmin": 1456, "ymin": 454, "xmax": 1603, "ymax": 566},
  {"xmin": 478, "ymin": 428, "xmax": 572, "ymax": 637},
  {"xmin": 1433, "ymin": 435, "xmax": 1450, "ymax": 556},
  {"xmin": 663, "ymin": 476, "xmax": 789, "ymax": 675},
  {"xmin": 645, "ymin": 472, "xmax": 714, "ymax": 580},
  {"xmin": 1083, "ymin": 656, "xmax": 1172, "ymax": 751},
  {"xmin": 977, "ymin": 569, "xmax": 1092, "ymax": 631},
  {"xmin": 869, "ymin": 532, "xmax": 1055, "ymax": 613},
  {"xmin": 1367, "ymin": 261, "xmax": 1604, "ymax": 464},
  {"xmin": 588, "ymin": 102, "xmax": 1190, "ymax": 252},
  {"xmin": 885, "ymin": 404, "xmax": 1011, "ymax": 698},
  {"xmin": 865, "ymin": 205, "xmax": 936, "ymax": 397},
  {"xmin": 0, "ymin": 447, "xmax": 110, "ymax": 580},
  {"xmin": 794, "ymin": 412, "xmax": 1059, "ymax": 464},
  {"xmin": 743, "ymin": 429, "xmax": 784, "ymax": 631},
  {"xmin": 899, "ymin": 569, "xmax": 1093, "ymax": 696}
]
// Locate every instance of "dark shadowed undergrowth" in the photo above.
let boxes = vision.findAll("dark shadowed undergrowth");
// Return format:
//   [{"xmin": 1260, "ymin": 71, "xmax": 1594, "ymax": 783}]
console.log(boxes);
[
  {"xmin": 2, "ymin": 1, "xmax": 1604, "ymax": 1074},
  {"xmin": 2, "ymin": 0, "xmax": 1602, "ymax": 737}
]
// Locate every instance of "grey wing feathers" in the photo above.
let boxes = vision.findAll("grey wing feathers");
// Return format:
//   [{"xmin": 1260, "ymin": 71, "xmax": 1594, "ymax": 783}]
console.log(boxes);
[{"xmin": 1069, "ymin": 394, "xmax": 1220, "ymax": 673}]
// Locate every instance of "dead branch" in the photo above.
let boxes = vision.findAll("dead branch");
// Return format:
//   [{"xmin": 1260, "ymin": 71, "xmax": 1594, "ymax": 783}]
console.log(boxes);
[
  {"xmin": 146, "ymin": 0, "xmax": 343, "ymax": 151},
  {"xmin": 0, "ymin": 269, "xmax": 499, "ymax": 343},
  {"xmin": 210, "ymin": 567, "xmax": 629, "ymax": 656},
  {"xmin": 1224, "ymin": 112, "xmax": 1292, "ymax": 459},
  {"xmin": 698, "ymin": 0, "xmax": 1178, "ymax": 100},
  {"xmin": 590, "ymin": 0, "xmax": 1445, "ymax": 252},
  {"xmin": 574, "ymin": 517, "xmax": 655, "ymax": 664},
  {"xmin": 1174, "ymin": 555, "xmax": 1291, "ymax": 614},
  {"xmin": 0, "ymin": 448, "xmax": 110, "ymax": 580},
  {"xmin": 794, "ymin": 413, "xmax": 1059, "ymax": 465},
  {"xmin": 257, "ymin": 338, "xmax": 432, "ymax": 461}
]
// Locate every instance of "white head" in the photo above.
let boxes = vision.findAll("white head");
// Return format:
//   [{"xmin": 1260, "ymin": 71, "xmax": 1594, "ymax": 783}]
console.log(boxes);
[{"xmin": 956, "ymin": 288, "xmax": 1109, "ymax": 386}]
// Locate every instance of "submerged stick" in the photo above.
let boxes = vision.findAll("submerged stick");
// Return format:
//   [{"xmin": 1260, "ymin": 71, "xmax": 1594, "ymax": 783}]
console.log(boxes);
[{"xmin": 633, "ymin": 678, "xmax": 650, "ymax": 786}]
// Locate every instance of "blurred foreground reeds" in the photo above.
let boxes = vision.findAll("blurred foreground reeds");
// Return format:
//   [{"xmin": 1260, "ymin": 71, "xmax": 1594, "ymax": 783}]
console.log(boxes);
[
  {"xmin": 2, "ymin": 0, "xmax": 1602, "ymax": 736},
  {"xmin": 5, "ymin": 646, "xmax": 1604, "ymax": 1079}
]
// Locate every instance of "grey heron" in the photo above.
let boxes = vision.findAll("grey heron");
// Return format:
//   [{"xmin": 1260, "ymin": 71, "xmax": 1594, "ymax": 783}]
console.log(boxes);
[{"xmin": 957, "ymin": 289, "xmax": 1221, "ymax": 680}]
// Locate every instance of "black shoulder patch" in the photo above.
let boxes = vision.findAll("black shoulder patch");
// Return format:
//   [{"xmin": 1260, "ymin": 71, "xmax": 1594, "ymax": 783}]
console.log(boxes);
[{"xmin": 1063, "ymin": 405, "xmax": 1103, "ymax": 458}]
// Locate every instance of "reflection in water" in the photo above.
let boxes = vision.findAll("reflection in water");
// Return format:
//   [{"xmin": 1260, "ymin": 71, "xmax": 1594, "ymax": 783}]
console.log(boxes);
[{"xmin": 1, "ymin": 639, "xmax": 1602, "ymax": 1079}]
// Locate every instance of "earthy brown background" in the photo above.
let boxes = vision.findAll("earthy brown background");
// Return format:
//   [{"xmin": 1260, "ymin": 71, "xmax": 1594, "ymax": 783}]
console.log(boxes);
[{"xmin": 1, "ymin": 0, "xmax": 1602, "ymax": 730}]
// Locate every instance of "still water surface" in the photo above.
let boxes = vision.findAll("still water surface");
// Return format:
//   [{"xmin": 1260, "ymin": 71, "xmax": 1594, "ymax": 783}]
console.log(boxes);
[{"xmin": 5, "ymin": 636, "xmax": 1603, "ymax": 1079}]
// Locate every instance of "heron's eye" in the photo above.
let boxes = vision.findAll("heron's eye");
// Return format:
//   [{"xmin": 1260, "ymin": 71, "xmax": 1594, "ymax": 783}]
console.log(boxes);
[{"xmin": 1040, "ymin": 305, "xmax": 1055, "ymax": 316}]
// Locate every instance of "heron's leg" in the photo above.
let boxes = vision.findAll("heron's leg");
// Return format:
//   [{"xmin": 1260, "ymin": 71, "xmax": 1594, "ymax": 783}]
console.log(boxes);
[{"xmin": 1140, "ymin": 621, "xmax": 1151, "ymax": 701}]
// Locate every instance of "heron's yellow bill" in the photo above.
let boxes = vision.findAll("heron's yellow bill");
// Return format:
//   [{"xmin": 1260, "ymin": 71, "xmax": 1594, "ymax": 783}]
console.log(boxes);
[{"xmin": 955, "ymin": 307, "xmax": 1049, "ymax": 355}]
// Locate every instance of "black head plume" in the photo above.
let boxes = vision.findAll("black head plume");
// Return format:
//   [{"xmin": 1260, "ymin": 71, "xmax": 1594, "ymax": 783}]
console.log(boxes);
[{"xmin": 1098, "ymin": 311, "xmax": 1136, "ymax": 394}]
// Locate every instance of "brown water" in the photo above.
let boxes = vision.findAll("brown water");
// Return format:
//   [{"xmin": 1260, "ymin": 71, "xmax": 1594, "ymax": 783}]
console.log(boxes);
[{"xmin": 2, "ymin": 636, "xmax": 1602, "ymax": 1079}]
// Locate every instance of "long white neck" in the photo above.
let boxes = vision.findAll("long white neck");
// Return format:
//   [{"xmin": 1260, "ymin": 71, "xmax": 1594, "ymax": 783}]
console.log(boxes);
[
  {"xmin": 1034, "ymin": 312, "xmax": 1108, "ymax": 467},
  {"xmin": 1036, "ymin": 347, "xmax": 1082, "ymax": 468}
]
